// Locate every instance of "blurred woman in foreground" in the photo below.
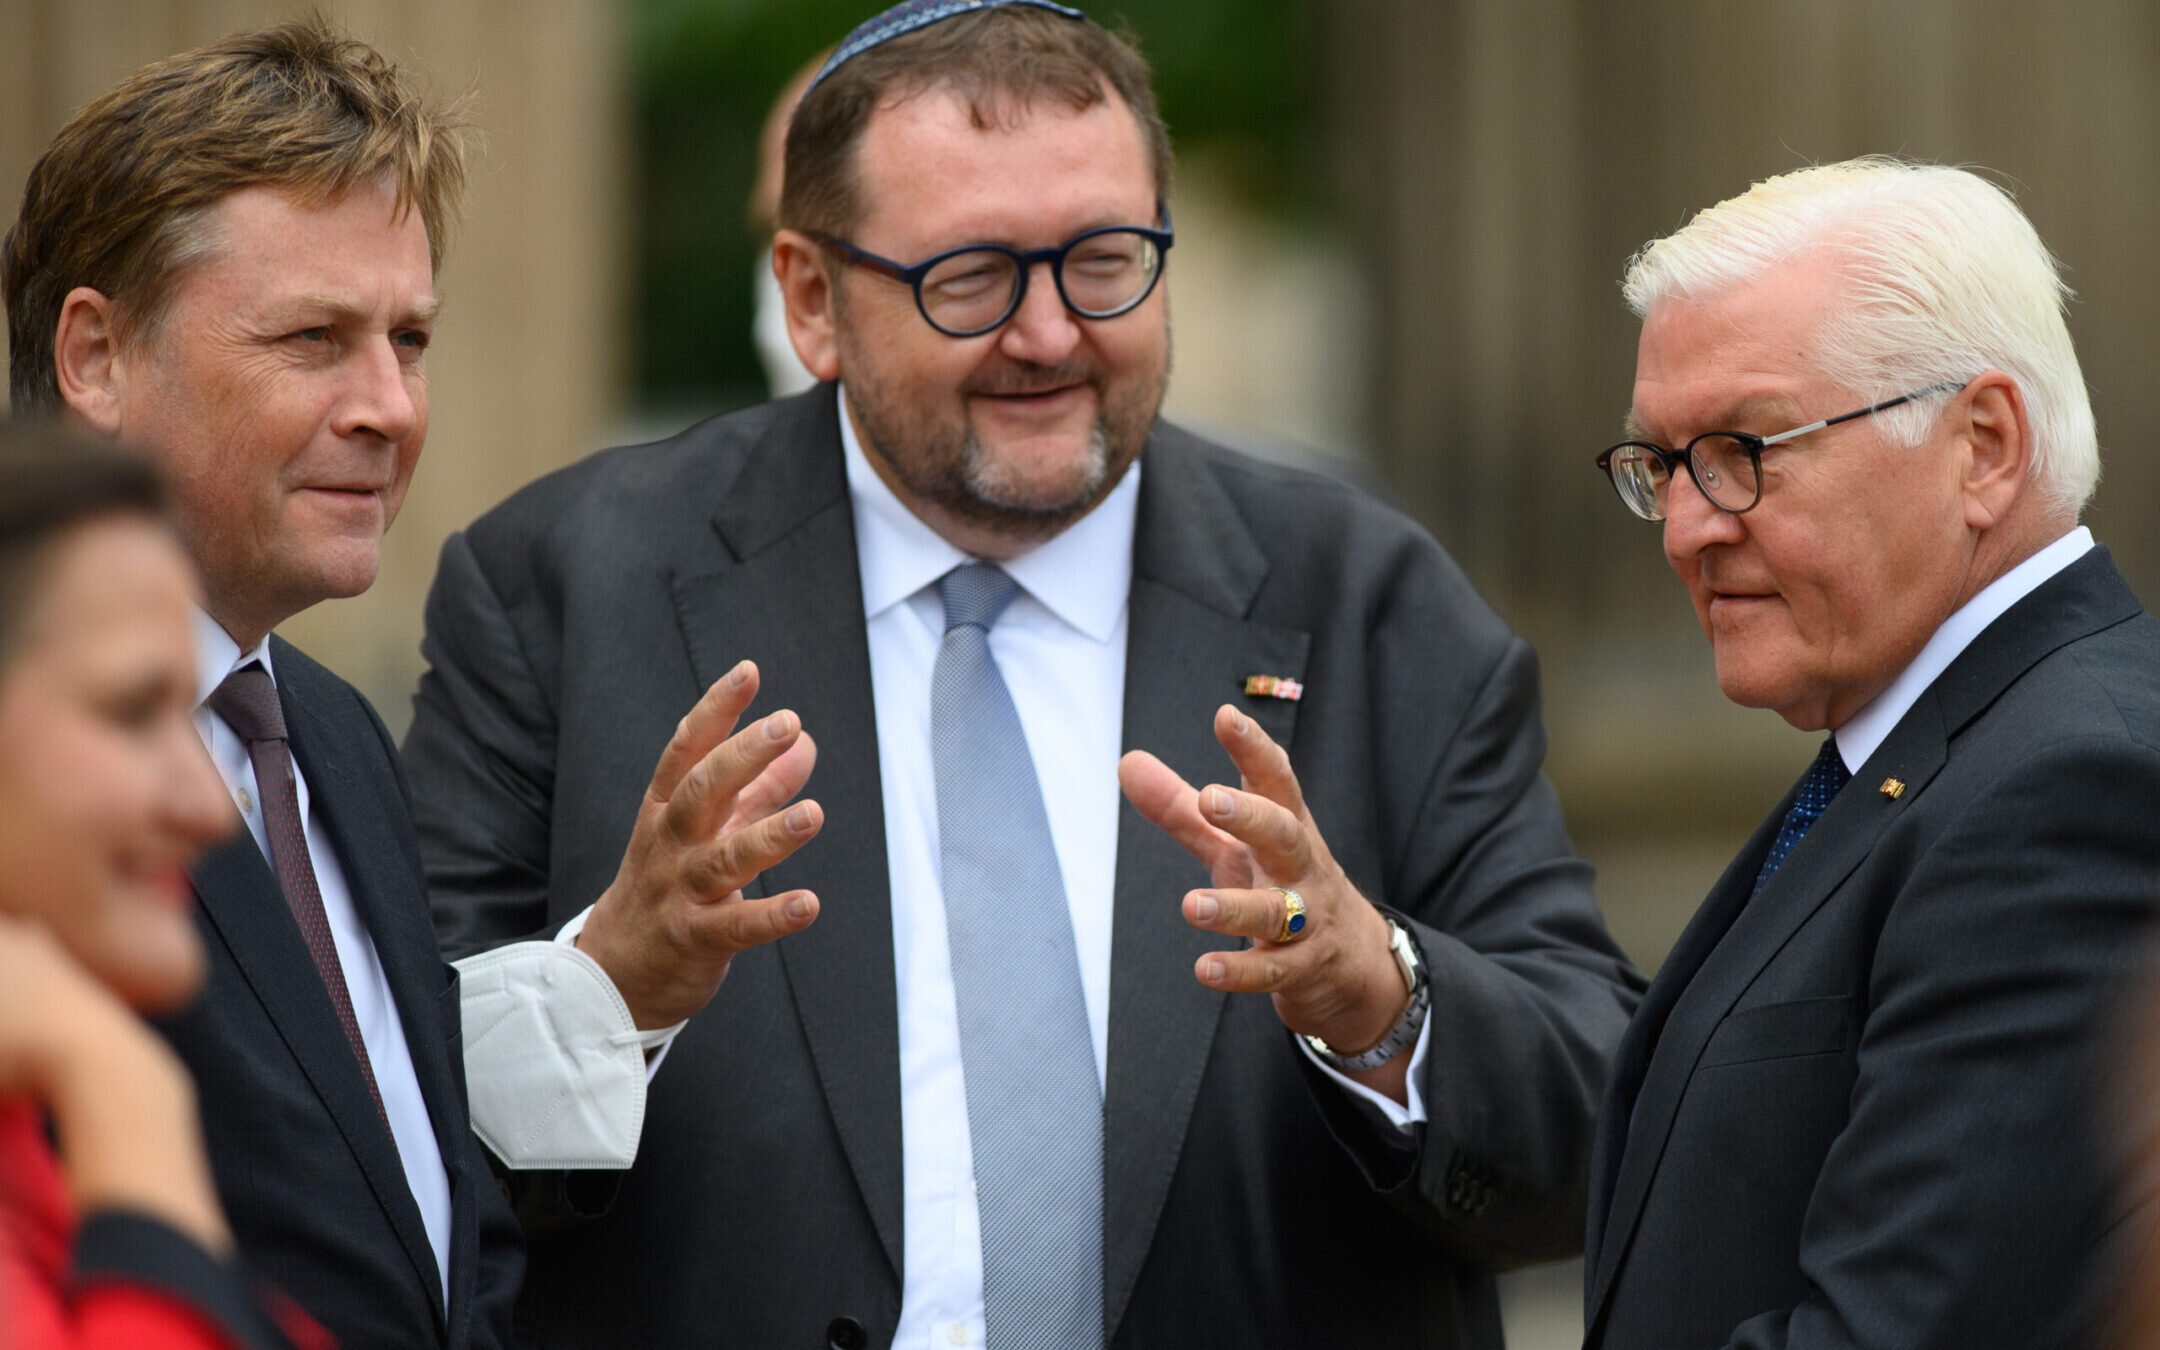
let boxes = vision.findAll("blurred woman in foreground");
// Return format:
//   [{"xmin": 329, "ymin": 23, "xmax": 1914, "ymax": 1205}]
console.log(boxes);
[{"xmin": 0, "ymin": 425, "xmax": 324, "ymax": 1350}]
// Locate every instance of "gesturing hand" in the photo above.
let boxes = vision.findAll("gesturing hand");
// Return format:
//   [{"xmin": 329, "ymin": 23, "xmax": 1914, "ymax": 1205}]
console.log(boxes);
[
  {"xmin": 1119, "ymin": 705, "xmax": 1415, "ymax": 1098},
  {"xmin": 578, "ymin": 660, "xmax": 824, "ymax": 1028}
]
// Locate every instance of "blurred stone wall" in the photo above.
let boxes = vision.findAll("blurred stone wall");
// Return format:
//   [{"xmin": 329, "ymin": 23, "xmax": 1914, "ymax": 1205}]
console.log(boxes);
[
  {"xmin": 1326, "ymin": 0, "xmax": 2160, "ymax": 969},
  {"xmin": 0, "ymin": 0, "xmax": 625, "ymax": 725}
]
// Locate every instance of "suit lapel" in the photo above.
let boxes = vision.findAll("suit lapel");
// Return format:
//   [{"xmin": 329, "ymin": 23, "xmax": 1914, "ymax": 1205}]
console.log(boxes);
[
  {"xmin": 187, "ymin": 748, "xmax": 443, "ymax": 1323},
  {"xmin": 668, "ymin": 391, "xmax": 907, "ymax": 1281},
  {"xmin": 1584, "ymin": 546, "xmax": 2144, "ymax": 1330},
  {"xmin": 274, "ymin": 653, "xmax": 455, "ymax": 1328},
  {"xmin": 1102, "ymin": 429, "xmax": 1311, "ymax": 1337}
]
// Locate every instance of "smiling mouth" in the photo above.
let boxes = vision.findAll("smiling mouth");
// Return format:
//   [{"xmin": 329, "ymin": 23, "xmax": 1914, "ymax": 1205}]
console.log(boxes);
[{"xmin": 978, "ymin": 385, "xmax": 1080, "ymax": 402}]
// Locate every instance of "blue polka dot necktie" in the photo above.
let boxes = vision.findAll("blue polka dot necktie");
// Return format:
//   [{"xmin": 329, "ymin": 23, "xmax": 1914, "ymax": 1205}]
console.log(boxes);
[
  {"xmin": 1752, "ymin": 737, "xmax": 1851, "ymax": 894},
  {"xmin": 932, "ymin": 563, "xmax": 1102, "ymax": 1350}
]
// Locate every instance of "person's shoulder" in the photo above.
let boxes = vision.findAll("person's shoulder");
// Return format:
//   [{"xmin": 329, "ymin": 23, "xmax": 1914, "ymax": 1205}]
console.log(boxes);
[
  {"xmin": 1148, "ymin": 421, "xmax": 1503, "ymax": 636},
  {"xmin": 1150, "ymin": 421, "xmax": 1421, "ymax": 540},
  {"xmin": 468, "ymin": 388, "xmax": 832, "ymax": 544},
  {"xmin": 268, "ymin": 637, "xmax": 396, "ymax": 751},
  {"xmin": 1981, "ymin": 553, "xmax": 2160, "ymax": 751}
]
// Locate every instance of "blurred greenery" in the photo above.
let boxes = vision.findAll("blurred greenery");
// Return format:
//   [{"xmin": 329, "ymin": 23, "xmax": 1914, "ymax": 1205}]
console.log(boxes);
[{"xmin": 632, "ymin": 0, "xmax": 1318, "ymax": 408}]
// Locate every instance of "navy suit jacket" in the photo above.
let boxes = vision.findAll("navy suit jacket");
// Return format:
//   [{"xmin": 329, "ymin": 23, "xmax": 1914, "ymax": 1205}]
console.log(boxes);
[
  {"xmin": 159, "ymin": 638, "xmax": 523, "ymax": 1350},
  {"xmin": 1584, "ymin": 548, "xmax": 2160, "ymax": 1350}
]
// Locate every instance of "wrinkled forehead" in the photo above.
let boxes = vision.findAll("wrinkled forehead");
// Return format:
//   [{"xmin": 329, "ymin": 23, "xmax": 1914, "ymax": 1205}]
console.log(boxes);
[{"xmin": 1623, "ymin": 292, "xmax": 1849, "ymax": 448}]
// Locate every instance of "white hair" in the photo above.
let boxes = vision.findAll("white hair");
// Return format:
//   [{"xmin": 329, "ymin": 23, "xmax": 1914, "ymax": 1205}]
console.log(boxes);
[{"xmin": 1622, "ymin": 156, "xmax": 2098, "ymax": 517}]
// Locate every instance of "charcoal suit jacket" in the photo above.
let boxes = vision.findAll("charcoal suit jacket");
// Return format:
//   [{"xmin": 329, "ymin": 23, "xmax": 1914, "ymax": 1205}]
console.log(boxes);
[
  {"xmin": 1584, "ymin": 547, "xmax": 2160, "ymax": 1350},
  {"xmin": 403, "ymin": 386, "xmax": 1643, "ymax": 1349},
  {"xmin": 159, "ymin": 639, "xmax": 524, "ymax": 1350}
]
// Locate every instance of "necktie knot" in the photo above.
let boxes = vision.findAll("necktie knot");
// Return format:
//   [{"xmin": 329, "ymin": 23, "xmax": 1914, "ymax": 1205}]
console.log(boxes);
[
  {"xmin": 939, "ymin": 562, "xmax": 1021, "ymax": 634},
  {"xmin": 206, "ymin": 662, "xmax": 287, "ymax": 744}
]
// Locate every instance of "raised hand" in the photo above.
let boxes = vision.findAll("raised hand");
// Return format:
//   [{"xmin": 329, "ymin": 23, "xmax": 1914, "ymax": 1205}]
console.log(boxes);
[
  {"xmin": 577, "ymin": 660, "xmax": 824, "ymax": 1028},
  {"xmin": 1120, "ymin": 705, "xmax": 1415, "ymax": 1099}
]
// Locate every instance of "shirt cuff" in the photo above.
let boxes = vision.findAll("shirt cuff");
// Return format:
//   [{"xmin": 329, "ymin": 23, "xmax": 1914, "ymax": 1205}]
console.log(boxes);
[
  {"xmin": 454, "ymin": 905, "xmax": 686, "ymax": 1169},
  {"xmin": 1295, "ymin": 1007, "xmax": 1433, "ymax": 1134},
  {"xmin": 553, "ymin": 906, "xmax": 686, "ymax": 1078}
]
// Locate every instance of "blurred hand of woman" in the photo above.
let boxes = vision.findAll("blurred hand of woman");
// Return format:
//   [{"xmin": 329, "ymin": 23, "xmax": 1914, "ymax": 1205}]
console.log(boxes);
[{"xmin": 0, "ymin": 912, "xmax": 230, "ymax": 1256}]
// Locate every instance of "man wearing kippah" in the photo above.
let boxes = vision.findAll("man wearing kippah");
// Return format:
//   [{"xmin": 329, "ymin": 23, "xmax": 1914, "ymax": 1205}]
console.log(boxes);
[{"xmin": 406, "ymin": 3, "xmax": 1643, "ymax": 1347}]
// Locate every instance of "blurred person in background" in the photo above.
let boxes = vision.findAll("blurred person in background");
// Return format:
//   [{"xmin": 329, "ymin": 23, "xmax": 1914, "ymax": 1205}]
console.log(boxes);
[
  {"xmin": 0, "ymin": 426, "xmax": 326, "ymax": 1350},
  {"xmin": 4, "ymin": 19, "xmax": 825, "ymax": 1349},
  {"xmin": 1582, "ymin": 157, "xmax": 2160, "ymax": 1350},
  {"xmin": 404, "ymin": 2, "xmax": 1642, "ymax": 1347},
  {"xmin": 749, "ymin": 49, "xmax": 831, "ymax": 399}
]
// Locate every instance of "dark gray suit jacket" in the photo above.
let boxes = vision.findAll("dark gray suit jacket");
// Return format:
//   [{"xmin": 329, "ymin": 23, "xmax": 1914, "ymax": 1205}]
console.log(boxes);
[
  {"xmin": 159, "ymin": 639, "xmax": 524, "ymax": 1350},
  {"xmin": 1584, "ymin": 548, "xmax": 2160, "ymax": 1350},
  {"xmin": 404, "ymin": 388, "xmax": 1642, "ymax": 1349}
]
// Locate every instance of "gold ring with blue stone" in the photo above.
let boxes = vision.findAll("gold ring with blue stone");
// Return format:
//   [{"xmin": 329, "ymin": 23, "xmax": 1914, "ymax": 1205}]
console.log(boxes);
[{"xmin": 1270, "ymin": 887, "xmax": 1309, "ymax": 943}]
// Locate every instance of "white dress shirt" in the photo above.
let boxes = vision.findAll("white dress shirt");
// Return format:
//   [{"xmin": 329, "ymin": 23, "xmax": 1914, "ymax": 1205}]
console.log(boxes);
[
  {"xmin": 839, "ymin": 388, "xmax": 1427, "ymax": 1350},
  {"xmin": 190, "ymin": 608, "xmax": 453, "ymax": 1301},
  {"xmin": 1833, "ymin": 527, "xmax": 2094, "ymax": 771}
]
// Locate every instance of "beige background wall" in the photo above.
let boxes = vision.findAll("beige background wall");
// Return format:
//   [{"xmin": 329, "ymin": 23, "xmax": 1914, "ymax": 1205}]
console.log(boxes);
[{"xmin": 0, "ymin": 0, "xmax": 625, "ymax": 719}]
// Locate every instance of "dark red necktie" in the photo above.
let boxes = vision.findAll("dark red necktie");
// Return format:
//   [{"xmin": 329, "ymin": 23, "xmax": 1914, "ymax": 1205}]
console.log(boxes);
[{"xmin": 207, "ymin": 663, "xmax": 392, "ymax": 1133}]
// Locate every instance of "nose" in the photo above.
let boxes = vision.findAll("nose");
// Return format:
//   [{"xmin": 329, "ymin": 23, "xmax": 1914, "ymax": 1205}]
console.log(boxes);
[
  {"xmin": 332, "ymin": 337, "xmax": 422, "ymax": 443},
  {"xmin": 1661, "ymin": 458, "xmax": 1746, "ymax": 567},
  {"xmin": 996, "ymin": 261, "xmax": 1082, "ymax": 367},
  {"xmin": 165, "ymin": 718, "xmax": 237, "ymax": 853}
]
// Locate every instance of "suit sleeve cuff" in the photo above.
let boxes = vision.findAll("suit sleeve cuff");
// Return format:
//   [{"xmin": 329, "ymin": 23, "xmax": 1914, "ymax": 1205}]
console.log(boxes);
[{"xmin": 455, "ymin": 905, "xmax": 685, "ymax": 1169}]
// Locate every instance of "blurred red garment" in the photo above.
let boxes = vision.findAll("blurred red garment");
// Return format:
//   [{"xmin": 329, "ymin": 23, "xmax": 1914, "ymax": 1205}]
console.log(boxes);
[{"xmin": 0, "ymin": 1101, "xmax": 329, "ymax": 1350}]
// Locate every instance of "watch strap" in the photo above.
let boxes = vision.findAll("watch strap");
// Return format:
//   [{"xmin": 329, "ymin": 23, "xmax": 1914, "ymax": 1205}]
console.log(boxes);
[{"xmin": 1302, "ymin": 919, "xmax": 1429, "ymax": 1072}]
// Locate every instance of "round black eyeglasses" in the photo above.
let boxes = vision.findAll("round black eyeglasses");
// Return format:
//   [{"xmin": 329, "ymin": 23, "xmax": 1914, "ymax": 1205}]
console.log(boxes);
[
  {"xmin": 813, "ymin": 210, "xmax": 1174, "ymax": 338},
  {"xmin": 1594, "ymin": 380, "xmax": 1970, "ymax": 521}
]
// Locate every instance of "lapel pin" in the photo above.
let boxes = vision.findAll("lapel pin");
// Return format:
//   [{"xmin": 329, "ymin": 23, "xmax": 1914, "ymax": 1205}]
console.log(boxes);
[
  {"xmin": 1243, "ymin": 675, "xmax": 1303, "ymax": 702},
  {"xmin": 1879, "ymin": 778, "xmax": 1906, "ymax": 800}
]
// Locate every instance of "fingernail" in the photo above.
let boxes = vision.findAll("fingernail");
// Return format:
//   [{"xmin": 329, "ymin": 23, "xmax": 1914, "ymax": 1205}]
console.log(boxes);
[
  {"xmin": 1229, "ymin": 710, "xmax": 1249, "ymax": 735},
  {"xmin": 729, "ymin": 662, "xmax": 751, "ymax": 688},
  {"xmin": 786, "ymin": 804, "xmax": 813, "ymax": 833},
  {"xmin": 786, "ymin": 896, "xmax": 812, "ymax": 919},
  {"xmin": 765, "ymin": 712, "xmax": 792, "ymax": 741},
  {"xmin": 1192, "ymin": 893, "xmax": 1219, "ymax": 921},
  {"xmin": 1202, "ymin": 959, "xmax": 1225, "ymax": 983},
  {"xmin": 1205, "ymin": 787, "xmax": 1233, "ymax": 820}
]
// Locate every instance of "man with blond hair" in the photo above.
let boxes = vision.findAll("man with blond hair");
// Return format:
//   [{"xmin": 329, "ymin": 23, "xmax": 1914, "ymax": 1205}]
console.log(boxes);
[
  {"xmin": 1581, "ymin": 156, "xmax": 2160, "ymax": 1350},
  {"xmin": 6, "ymin": 20, "xmax": 827, "ymax": 1348}
]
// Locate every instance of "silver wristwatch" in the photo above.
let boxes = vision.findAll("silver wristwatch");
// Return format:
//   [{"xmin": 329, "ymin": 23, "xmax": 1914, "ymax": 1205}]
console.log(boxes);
[{"xmin": 1302, "ymin": 918, "xmax": 1429, "ymax": 1072}]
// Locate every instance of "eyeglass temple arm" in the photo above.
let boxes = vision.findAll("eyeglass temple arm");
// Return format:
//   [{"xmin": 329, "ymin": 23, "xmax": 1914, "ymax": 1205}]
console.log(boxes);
[
  {"xmin": 1756, "ymin": 379, "xmax": 1970, "ymax": 449},
  {"xmin": 813, "ymin": 234, "xmax": 910, "ymax": 282}
]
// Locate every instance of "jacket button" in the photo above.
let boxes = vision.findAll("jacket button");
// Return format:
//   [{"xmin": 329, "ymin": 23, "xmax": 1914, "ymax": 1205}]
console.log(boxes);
[{"xmin": 827, "ymin": 1316, "xmax": 867, "ymax": 1350}]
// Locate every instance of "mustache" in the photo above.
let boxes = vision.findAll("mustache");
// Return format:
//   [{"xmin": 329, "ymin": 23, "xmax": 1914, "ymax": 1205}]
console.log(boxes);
[{"xmin": 962, "ymin": 360, "xmax": 1101, "ymax": 398}]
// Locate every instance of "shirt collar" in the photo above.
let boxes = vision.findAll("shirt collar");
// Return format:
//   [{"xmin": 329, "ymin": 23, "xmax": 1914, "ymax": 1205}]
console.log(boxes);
[
  {"xmin": 1834, "ymin": 525, "xmax": 2094, "ymax": 772},
  {"xmin": 190, "ymin": 605, "xmax": 277, "ymax": 710},
  {"xmin": 837, "ymin": 383, "xmax": 1138, "ymax": 642}
]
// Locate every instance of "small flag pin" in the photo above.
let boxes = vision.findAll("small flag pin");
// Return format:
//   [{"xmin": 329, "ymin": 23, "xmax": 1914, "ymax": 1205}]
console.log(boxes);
[
  {"xmin": 1879, "ymin": 778, "xmax": 1906, "ymax": 801},
  {"xmin": 1243, "ymin": 675, "xmax": 1303, "ymax": 702}
]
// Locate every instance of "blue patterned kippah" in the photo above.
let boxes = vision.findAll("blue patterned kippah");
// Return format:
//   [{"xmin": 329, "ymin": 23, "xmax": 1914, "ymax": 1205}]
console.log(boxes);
[{"xmin": 807, "ymin": 0, "xmax": 1090, "ymax": 94}]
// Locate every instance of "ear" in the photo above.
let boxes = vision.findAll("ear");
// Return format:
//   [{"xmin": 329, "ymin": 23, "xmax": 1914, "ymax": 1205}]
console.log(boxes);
[
  {"xmin": 771, "ymin": 229, "xmax": 841, "ymax": 383},
  {"xmin": 52, "ymin": 287, "xmax": 130, "ymax": 435},
  {"xmin": 1955, "ymin": 371, "xmax": 2032, "ymax": 531}
]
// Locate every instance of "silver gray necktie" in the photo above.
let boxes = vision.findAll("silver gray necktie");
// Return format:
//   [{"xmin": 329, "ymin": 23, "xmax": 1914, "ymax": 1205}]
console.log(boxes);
[{"xmin": 933, "ymin": 562, "xmax": 1103, "ymax": 1350}]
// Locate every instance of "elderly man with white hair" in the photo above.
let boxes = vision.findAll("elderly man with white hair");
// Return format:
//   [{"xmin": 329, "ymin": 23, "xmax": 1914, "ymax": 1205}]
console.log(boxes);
[{"xmin": 1580, "ymin": 156, "xmax": 2160, "ymax": 1350}]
